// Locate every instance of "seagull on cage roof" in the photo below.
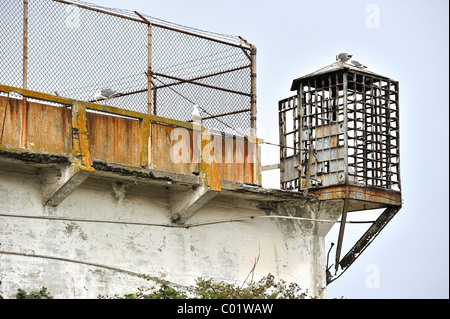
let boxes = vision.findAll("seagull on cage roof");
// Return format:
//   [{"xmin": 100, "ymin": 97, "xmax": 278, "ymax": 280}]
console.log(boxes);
[
  {"xmin": 350, "ymin": 60, "xmax": 368, "ymax": 69},
  {"xmin": 93, "ymin": 88, "xmax": 120, "ymax": 103},
  {"xmin": 336, "ymin": 52, "xmax": 352, "ymax": 62}
]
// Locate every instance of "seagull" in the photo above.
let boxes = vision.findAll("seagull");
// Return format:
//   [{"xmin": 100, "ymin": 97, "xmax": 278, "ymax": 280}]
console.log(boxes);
[
  {"xmin": 350, "ymin": 60, "xmax": 368, "ymax": 69},
  {"xmin": 93, "ymin": 89, "xmax": 120, "ymax": 102},
  {"xmin": 336, "ymin": 52, "xmax": 352, "ymax": 62},
  {"xmin": 192, "ymin": 104, "xmax": 202, "ymax": 124}
]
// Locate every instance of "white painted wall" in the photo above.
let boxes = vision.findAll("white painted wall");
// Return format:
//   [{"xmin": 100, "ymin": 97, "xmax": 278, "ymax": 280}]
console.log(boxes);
[{"xmin": 0, "ymin": 162, "xmax": 331, "ymax": 299}]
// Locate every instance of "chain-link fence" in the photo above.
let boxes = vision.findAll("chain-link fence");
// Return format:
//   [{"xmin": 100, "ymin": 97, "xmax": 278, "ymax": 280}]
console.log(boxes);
[{"xmin": 0, "ymin": 0, "xmax": 256, "ymax": 135}]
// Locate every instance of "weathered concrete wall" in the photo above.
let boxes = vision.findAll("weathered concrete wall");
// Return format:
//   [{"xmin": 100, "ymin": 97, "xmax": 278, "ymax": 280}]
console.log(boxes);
[{"xmin": 0, "ymin": 160, "xmax": 334, "ymax": 299}]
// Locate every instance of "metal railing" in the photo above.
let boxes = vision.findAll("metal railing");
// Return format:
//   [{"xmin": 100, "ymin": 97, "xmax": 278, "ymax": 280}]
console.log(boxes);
[{"xmin": 0, "ymin": 0, "xmax": 256, "ymax": 136}]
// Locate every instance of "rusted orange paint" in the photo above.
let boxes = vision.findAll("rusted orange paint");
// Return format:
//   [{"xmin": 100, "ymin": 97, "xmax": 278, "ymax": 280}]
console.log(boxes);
[
  {"xmin": 0, "ymin": 97, "xmax": 22, "ymax": 148},
  {"xmin": 0, "ymin": 92, "xmax": 261, "ymax": 186},
  {"xmin": 26, "ymin": 100, "xmax": 72, "ymax": 154},
  {"xmin": 310, "ymin": 184, "xmax": 402, "ymax": 207},
  {"xmin": 86, "ymin": 112, "xmax": 140, "ymax": 167}
]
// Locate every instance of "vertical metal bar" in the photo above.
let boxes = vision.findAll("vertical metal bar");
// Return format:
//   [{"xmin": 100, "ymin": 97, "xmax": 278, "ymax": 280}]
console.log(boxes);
[
  {"xmin": 23, "ymin": 0, "xmax": 28, "ymax": 90},
  {"xmin": 298, "ymin": 83, "xmax": 304, "ymax": 191},
  {"xmin": 395, "ymin": 82, "xmax": 401, "ymax": 191},
  {"xmin": 334, "ymin": 197, "xmax": 349, "ymax": 274},
  {"xmin": 343, "ymin": 72, "xmax": 348, "ymax": 183},
  {"xmin": 278, "ymin": 100, "xmax": 285, "ymax": 189},
  {"xmin": 147, "ymin": 22, "xmax": 153, "ymax": 115},
  {"xmin": 363, "ymin": 75, "xmax": 367, "ymax": 185},
  {"xmin": 385, "ymin": 80, "xmax": 392, "ymax": 189},
  {"xmin": 21, "ymin": 0, "xmax": 29, "ymax": 149},
  {"xmin": 250, "ymin": 46, "xmax": 257, "ymax": 137}
]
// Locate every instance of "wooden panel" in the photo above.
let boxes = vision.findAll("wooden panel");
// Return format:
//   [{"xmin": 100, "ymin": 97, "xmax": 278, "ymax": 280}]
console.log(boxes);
[
  {"xmin": 27, "ymin": 101, "xmax": 72, "ymax": 154},
  {"xmin": 0, "ymin": 97, "xmax": 22, "ymax": 148},
  {"xmin": 87, "ymin": 112, "xmax": 140, "ymax": 167}
]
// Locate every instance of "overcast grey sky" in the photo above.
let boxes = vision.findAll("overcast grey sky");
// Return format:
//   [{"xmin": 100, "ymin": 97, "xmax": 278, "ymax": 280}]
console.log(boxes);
[{"xmin": 91, "ymin": 0, "xmax": 449, "ymax": 299}]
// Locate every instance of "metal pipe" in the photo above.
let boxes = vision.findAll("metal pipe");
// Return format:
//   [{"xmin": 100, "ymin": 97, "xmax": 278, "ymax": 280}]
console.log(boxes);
[
  {"xmin": 134, "ymin": 11, "xmax": 153, "ymax": 115},
  {"xmin": 21, "ymin": 0, "xmax": 28, "ymax": 149},
  {"xmin": 152, "ymin": 72, "xmax": 252, "ymax": 97},
  {"xmin": 250, "ymin": 46, "xmax": 257, "ymax": 137},
  {"xmin": 153, "ymin": 65, "xmax": 251, "ymax": 90},
  {"xmin": 151, "ymin": 22, "xmax": 252, "ymax": 51}
]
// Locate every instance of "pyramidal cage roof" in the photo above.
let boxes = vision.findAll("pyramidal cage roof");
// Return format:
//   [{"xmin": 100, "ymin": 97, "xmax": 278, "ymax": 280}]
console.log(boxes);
[{"xmin": 290, "ymin": 61, "xmax": 394, "ymax": 91}]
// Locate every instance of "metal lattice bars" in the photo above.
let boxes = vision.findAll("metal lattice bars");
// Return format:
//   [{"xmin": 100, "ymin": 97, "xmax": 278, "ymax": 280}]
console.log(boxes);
[{"xmin": 279, "ymin": 68, "xmax": 401, "ymax": 193}]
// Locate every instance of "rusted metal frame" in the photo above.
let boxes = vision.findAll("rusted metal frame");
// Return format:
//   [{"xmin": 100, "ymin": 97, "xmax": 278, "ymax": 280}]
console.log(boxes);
[
  {"xmin": 151, "ymin": 72, "xmax": 252, "ymax": 97},
  {"xmin": 338, "ymin": 205, "xmax": 401, "ymax": 274},
  {"xmin": 151, "ymin": 23, "xmax": 252, "ymax": 51},
  {"xmin": 250, "ymin": 46, "xmax": 257, "ymax": 137},
  {"xmin": 53, "ymin": 0, "xmax": 146, "ymax": 23},
  {"xmin": 153, "ymin": 65, "xmax": 251, "ymax": 90}
]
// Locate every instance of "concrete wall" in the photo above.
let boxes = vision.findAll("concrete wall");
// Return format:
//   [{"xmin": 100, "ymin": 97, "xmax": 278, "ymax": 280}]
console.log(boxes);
[{"xmin": 0, "ymin": 160, "xmax": 334, "ymax": 299}]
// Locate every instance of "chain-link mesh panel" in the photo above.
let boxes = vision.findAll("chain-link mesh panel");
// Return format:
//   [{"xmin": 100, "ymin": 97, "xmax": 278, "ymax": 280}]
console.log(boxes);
[
  {"xmin": 0, "ymin": 1, "xmax": 23, "ymax": 88},
  {"xmin": 27, "ymin": 0, "xmax": 148, "ymax": 112},
  {"xmin": 0, "ymin": 0, "xmax": 254, "ymax": 136}
]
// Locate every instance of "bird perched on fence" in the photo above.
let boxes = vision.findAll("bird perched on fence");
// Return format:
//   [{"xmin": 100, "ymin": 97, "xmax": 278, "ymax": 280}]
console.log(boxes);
[
  {"xmin": 336, "ymin": 52, "xmax": 352, "ymax": 62},
  {"xmin": 350, "ymin": 60, "xmax": 368, "ymax": 69},
  {"xmin": 93, "ymin": 88, "xmax": 120, "ymax": 103},
  {"xmin": 192, "ymin": 104, "xmax": 202, "ymax": 124}
]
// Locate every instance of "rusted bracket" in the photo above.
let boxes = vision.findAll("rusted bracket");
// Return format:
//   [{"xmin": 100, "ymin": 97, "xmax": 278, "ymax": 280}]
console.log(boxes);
[
  {"xmin": 339, "ymin": 205, "xmax": 401, "ymax": 270},
  {"xmin": 327, "ymin": 205, "xmax": 401, "ymax": 284}
]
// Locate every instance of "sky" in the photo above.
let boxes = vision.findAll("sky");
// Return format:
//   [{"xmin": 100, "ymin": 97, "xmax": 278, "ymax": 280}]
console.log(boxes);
[{"xmin": 53, "ymin": 0, "xmax": 450, "ymax": 298}]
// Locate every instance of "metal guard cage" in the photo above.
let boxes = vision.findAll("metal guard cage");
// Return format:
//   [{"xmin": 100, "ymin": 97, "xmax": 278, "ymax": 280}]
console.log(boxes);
[{"xmin": 279, "ymin": 62, "xmax": 401, "ymax": 209}]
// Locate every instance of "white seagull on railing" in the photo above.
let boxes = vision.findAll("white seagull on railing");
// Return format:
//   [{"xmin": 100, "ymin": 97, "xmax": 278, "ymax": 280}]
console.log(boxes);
[
  {"xmin": 93, "ymin": 89, "xmax": 120, "ymax": 102},
  {"xmin": 192, "ymin": 104, "xmax": 202, "ymax": 124}
]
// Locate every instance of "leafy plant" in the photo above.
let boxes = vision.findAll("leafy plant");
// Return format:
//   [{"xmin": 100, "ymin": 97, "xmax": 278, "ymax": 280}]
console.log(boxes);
[{"xmin": 16, "ymin": 286, "xmax": 53, "ymax": 299}]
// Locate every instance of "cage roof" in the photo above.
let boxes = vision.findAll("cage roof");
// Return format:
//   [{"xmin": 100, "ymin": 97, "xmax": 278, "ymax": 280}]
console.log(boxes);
[{"xmin": 290, "ymin": 62, "xmax": 393, "ymax": 91}]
